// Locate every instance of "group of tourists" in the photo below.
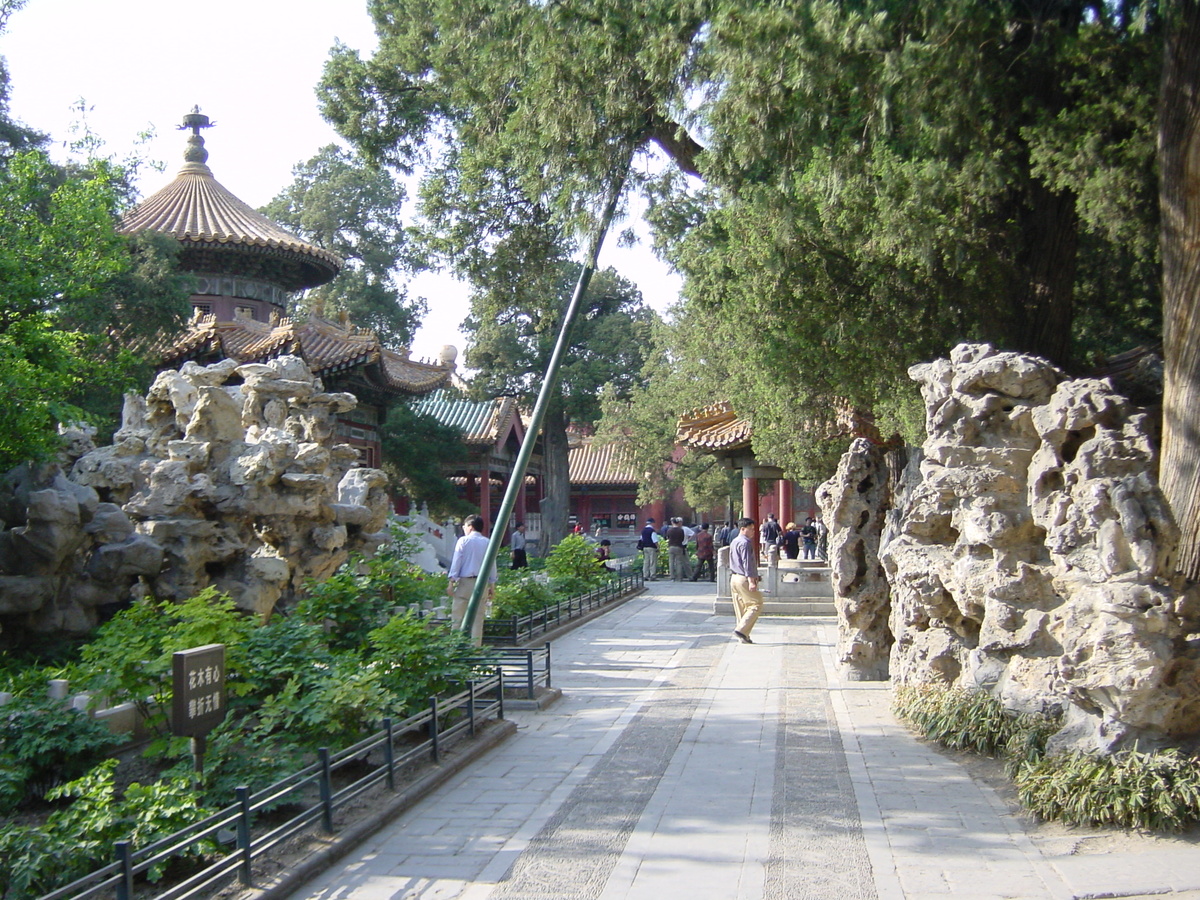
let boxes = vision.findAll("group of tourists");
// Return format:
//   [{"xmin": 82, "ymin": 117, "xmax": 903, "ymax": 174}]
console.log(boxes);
[
  {"xmin": 758, "ymin": 513, "xmax": 827, "ymax": 561},
  {"xmin": 449, "ymin": 508, "xmax": 818, "ymax": 650},
  {"xmin": 637, "ymin": 517, "xmax": 719, "ymax": 582}
]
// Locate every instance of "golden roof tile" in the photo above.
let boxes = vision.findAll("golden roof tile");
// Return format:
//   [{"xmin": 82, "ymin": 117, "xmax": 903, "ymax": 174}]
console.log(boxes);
[{"xmin": 568, "ymin": 438, "xmax": 638, "ymax": 485}]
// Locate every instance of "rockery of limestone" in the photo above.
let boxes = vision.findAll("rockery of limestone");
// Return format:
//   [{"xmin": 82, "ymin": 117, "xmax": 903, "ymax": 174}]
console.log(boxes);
[
  {"xmin": 825, "ymin": 342, "xmax": 1200, "ymax": 753},
  {"xmin": 0, "ymin": 356, "xmax": 390, "ymax": 637}
]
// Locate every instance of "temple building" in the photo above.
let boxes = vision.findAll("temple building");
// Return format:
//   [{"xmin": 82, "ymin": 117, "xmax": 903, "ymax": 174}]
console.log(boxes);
[
  {"xmin": 119, "ymin": 108, "xmax": 455, "ymax": 467},
  {"xmin": 412, "ymin": 389, "xmax": 543, "ymax": 541}
]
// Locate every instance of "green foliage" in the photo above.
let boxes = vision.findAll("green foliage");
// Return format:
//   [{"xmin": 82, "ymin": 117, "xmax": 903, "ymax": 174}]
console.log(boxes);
[
  {"xmin": 252, "ymin": 658, "xmax": 393, "ymax": 749},
  {"xmin": 888, "ymin": 683, "xmax": 1200, "ymax": 832},
  {"xmin": 490, "ymin": 576, "xmax": 556, "ymax": 619},
  {"xmin": 74, "ymin": 589, "xmax": 254, "ymax": 737},
  {"xmin": 0, "ymin": 694, "xmax": 121, "ymax": 810},
  {"xmin": 379, "ymin": 403, "xmax": 473, "ymax": 520},
  {"xmin": 368, "ymin": 612, "xmax": 484, "ymax": 714},
  {"xmin": 0, "ymin": 148, "xmax": 190, "ymax": 469},
  {"xmin": 544, "ymin": 534, "xmax": 607, "ymax": 588},
  {"xmin": 262, "ymin": 144, "xmax": 425, "ymax": 348},
  {"xmin": 239, "ymin": 615, "xmax": 339, "ymax": 697},
  {"xmin": 292, "ymin": 562, "xmax": 393, "ymax": 652},
  {"xmin": 0, "ymin": 760, "xmax": 209, "ymax": 898},
  {"xmin": 1015, "ymin": 750, "xmax": 1200, "ymax": 832}
]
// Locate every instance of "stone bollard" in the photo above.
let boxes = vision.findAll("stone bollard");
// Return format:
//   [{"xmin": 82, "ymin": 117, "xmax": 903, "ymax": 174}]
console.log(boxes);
[
  {"xmin": 0, "ymin": 691, "xmax": 11, "ymax": 706},
  {"xmin": 71, "ymin": 693, "xmax": 91, "ymax": 712},
  {"xmin": 47, "ymin": 679, "xmax": 69, "ymax": 701}
]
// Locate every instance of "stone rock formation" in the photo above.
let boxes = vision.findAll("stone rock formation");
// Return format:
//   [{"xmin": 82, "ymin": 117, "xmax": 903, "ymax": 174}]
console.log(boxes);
[
  {"xmin": 878, "ymin": 342, "xmax": 1199, "ymax": 752},
  {"xmin": 816, "ymin": 438, "xmax": 893, "ymax": 680},
  {"xmin": 0, "ymin": 356, "xmax": 391, "ymax": 639}
]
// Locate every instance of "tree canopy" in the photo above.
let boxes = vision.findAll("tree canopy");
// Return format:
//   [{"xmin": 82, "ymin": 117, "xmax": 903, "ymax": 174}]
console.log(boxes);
[
  {"xmin": 262, "ymin": 144, "xmax": 426, "ymax": 348},
  {"xmin": 322, "ymin": 0, "xmax": 1200, "ymax": 577}
]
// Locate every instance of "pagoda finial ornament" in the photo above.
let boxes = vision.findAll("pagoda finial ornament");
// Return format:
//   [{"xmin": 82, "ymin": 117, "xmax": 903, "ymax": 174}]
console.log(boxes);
[{"xmin": 178, "ymin": 106, "xmax": 214, "ymax": 166}]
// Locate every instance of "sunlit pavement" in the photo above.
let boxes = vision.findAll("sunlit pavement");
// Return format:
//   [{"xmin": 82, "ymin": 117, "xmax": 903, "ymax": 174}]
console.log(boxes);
[{"xmin": 282, "ymin": 580, "xmax": 1200, "ymax": 900}]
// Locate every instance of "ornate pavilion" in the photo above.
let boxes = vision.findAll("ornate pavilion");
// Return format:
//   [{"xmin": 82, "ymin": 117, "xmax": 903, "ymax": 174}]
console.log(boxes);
[
  {"xmin": 412, "ymin": 389, "xmax": 543, "ymax": 540},
  {"xmin": 119, "ymin": 109, "xmax": 455, "ymax": 467}
]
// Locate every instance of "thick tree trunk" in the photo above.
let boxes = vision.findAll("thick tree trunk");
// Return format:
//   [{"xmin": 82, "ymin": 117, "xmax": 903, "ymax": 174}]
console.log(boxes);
[
  {"xmin": 1010, "ymin": 181, "xmax": 1079, "ymax": 366},
  {"xmin": 1159, "ymin": 0, "xmax": 1200, "ymax": 582},
  {"xmin": 540, "ymin": 400, "xmax": 571, "ymax": 553}
]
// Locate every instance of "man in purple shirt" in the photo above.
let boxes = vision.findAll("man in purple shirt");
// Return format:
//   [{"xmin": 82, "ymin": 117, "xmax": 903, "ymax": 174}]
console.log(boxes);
[
  {"xmin": 728, "ymin": 517, "xmax": 764, "ymax": 643},
  {"xmin": 447, "ymin": 514, "xmax": 497, "ymax": 644}
]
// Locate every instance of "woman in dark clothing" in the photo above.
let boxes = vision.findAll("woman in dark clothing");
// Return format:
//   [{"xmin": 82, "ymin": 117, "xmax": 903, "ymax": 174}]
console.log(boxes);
[{"xmin": 781, "ymin": 522, "xmax": 801, "ymax": 560}]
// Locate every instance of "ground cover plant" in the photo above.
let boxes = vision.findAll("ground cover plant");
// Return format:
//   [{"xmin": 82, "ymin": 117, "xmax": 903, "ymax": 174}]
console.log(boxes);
[{"xmin": 893, "ymin": 683, "xmax": 1200, "ymax": 831}]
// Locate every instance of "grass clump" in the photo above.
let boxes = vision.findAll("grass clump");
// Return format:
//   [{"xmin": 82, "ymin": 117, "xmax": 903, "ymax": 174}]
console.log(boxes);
[
  {"xmin": 892, "ymin": 682, "xmax": 1057, "ymax": 764},
  {"xmin": 894, "ymin": 682, "xmax": 1200, "ymax": 831},
  {"xmin": 1015, "ymin": 749, "xmax": 1200, "ymax": 832}
]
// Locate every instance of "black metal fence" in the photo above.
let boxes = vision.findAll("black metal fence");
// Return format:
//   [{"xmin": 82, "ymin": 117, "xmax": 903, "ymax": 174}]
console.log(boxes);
[
  {"xmin": 38, "ymin": 673, "xmax": 505, "ymax": 900},
  {"xmin": 482, "ymin": 567, "xmax": 644, "ymax": 645},
  {"xmin": 481, "ymin": 644, "xmax": 551, "ymax": 700}
]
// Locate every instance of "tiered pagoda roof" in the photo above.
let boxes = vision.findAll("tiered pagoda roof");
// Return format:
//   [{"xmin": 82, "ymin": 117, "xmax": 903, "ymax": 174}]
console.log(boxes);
[{"xmin": 119, "ymin": 109, "xmax": 341, "ymax": 291}]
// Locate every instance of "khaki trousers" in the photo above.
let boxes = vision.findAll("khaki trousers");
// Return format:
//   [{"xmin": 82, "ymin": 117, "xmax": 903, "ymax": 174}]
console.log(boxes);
[
  {"xmin": 642, "ymin": 545, "xmax": 658, "ymax": 579},
  {"xmin": 730, "ymin": 574, "xmax": 764, "ymax": 636},
  {"xmin": 450, "ymin": 576, "xmax": 485, "ymax": 645}
]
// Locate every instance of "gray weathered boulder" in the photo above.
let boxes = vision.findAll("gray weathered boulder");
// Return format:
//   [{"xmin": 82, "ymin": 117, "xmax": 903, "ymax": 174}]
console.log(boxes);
[
  {"xmin": 0, "ymin": 355, "xmax": 390, "ymax": 638},
  {"xmin": 877, "ymin": 342, "xmax": 1198, "ymax": 752}
]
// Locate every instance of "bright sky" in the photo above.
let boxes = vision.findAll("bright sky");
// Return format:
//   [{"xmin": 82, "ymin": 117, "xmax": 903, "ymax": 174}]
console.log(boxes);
[{"xmin": 0, "ymin": 0, "xmax": 681, "ymax": 363}]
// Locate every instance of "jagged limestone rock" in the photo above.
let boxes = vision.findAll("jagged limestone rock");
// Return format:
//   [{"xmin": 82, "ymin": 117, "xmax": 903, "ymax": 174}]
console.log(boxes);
[
  {"xmin": 0, "ymin": 355, "xmax": 389, "ymax": 638},
  {"xmin": 817, "ymin": 438, "xmax": 893, "ymax": 680},
  {"xmin": 879, "ymin": 342, "xmax": 1197, "ymax": 752}
]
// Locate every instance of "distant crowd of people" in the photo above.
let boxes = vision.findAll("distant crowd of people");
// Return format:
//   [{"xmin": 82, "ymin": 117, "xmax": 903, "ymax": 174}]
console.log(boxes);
[{"xmin": 635, "ymin": 512, "xmax": 827, "ymax": 582}]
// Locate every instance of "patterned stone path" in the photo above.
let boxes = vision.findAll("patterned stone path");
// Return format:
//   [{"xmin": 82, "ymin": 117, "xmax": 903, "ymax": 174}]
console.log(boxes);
[{"xmin": 283, "ymin": 581, "xmax": 1200, "ymax": 900}]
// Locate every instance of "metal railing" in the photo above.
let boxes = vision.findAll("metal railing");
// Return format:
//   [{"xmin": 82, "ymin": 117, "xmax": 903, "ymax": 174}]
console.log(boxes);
[
  {"xmin": 480, "ymin": 644, "xmax": 552, "ymax": 700},
  {"xmin": 38, "ymin": 673, "xmax": 505, "ymax": 900},
  {"xmin": 482, "ymin": 567, "xmax": 644, "ymax": 645}
]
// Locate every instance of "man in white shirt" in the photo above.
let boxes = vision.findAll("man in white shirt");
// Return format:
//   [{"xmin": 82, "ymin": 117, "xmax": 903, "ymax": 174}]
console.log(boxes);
[{"xmin": 447, "ymin": 514, "xmax": 497, "ymax": 645}]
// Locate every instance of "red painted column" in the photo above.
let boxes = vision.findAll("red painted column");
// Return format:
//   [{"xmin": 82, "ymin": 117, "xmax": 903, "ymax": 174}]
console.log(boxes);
[
  {"xmin": 743, "ymin": 473, "xmax": 760, "ymax": 558},
  {"xmin": 779, "ymin": 479, "xmax": 794, "ymax": 526},
  {"xmin": 479, "ymin": 456, "xmax": 492, "ymax": 535}
]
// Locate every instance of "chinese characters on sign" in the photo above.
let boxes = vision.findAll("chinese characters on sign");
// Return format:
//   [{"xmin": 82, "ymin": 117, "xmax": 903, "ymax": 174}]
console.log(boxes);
[{"xmin": 171, "ymin": 644, "xmax": 227, "ymax": 738}]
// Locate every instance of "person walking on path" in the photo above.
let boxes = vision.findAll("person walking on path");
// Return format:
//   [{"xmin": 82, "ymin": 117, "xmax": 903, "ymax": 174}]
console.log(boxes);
[
  {"xmin": 510, "ymin": 522, "xmax": 528, "ymax": 569},
  {"xmin": 666, "ymin": 517, "xmax": 692, "ymax": 581},
  {"xmin": 446, "ymin": 514, "xmax": 497, "ymax": 645},
  {"xmin": 638, "ymin": 517, "xmax": 660, "ymax": 581},
  {"xmin": 691, "ymin": 523, "xmax": 715, "ymax": 581},
  {"xmin": 729, "ymin": 517, "xmax": 764, "ymax": 643}
]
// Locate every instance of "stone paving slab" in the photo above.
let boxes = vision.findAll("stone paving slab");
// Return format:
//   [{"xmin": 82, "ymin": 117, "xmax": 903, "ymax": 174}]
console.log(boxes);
[{"xmin": 281, "ymin": 582, "xmax": 1200, "ymax": 900}]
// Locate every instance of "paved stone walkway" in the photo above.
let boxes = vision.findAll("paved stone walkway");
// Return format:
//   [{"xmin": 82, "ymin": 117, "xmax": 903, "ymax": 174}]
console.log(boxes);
[{"xmin": 284, "ymin": 582, "xmax": 1200, "ymax": 900}]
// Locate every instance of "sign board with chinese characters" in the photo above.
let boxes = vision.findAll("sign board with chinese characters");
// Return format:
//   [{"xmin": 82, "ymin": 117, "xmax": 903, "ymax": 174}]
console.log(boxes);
[{"xmin": 171, "ymin": 643, "xmax": 226, "ymax": 738}]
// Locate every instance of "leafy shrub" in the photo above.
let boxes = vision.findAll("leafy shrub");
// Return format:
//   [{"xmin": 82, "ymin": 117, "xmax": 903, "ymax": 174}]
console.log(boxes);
[
  {"xmin": 0, "ymin": 694, "xmax": 122, "ymax": 810},
  {"xmin": 1015, "ymin": 749, "xmax": 1200, "ymax": 831},
  {"xmin": 545, "ymin": 534, "xmax": 606, "ymax": 585},
  {"xmin": 491, "ymin": 577, "xmax": 556, "ymax": 619},
  {"xmin": 253, "ymin": 658, "xmax": 393, "ymax": 748},
  {"xmin": 240, "ymin": 615, "xmax": 339, "ymax": 697},
  {"xmin": 0, "ymin": 760, "xmax": 209, "ymax": 898},
  {"xmin": 294, "ymin": 562, "xmax": 394, "ymax": 652},
  {"xmin": 368, "ymin": 612, "xmax": 486, "ymax": 714}
]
